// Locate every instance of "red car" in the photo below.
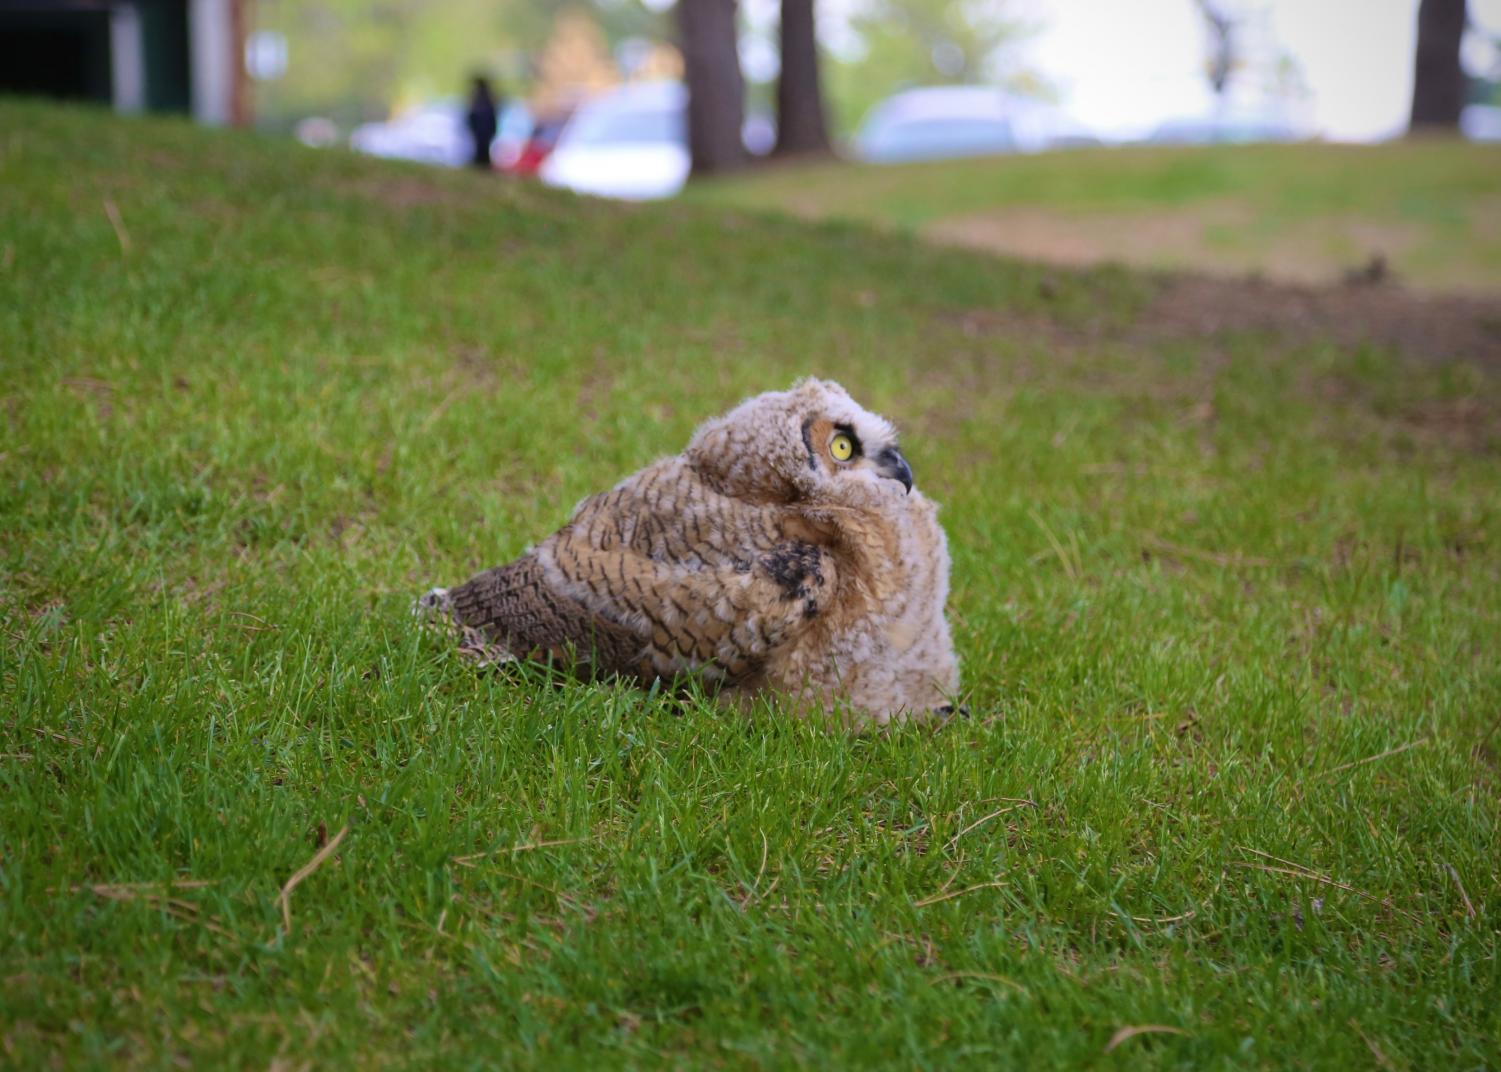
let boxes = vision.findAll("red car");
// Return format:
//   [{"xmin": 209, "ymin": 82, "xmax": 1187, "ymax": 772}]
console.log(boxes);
[{"xmin": 501, "ymin": 118, "xmax": 565, "ymax": 176}]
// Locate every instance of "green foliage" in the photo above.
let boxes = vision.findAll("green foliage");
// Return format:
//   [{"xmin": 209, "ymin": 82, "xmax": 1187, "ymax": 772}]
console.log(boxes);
[
  {"xmin": 253, "ymin": 0, "xmax": 666, "ymax": 127},
  {"xmin": 2, "ymin": 100, "xmax": 1499, "ymax": 1068},
  {"xmin": 826, "ymin": 0, "xmax": 1031, "ymax": 131}
]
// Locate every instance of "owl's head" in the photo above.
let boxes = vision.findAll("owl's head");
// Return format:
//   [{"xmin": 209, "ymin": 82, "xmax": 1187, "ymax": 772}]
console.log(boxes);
[{"xmin": 685, "ymin": 378, "xmax": 915, "ymax": 506}]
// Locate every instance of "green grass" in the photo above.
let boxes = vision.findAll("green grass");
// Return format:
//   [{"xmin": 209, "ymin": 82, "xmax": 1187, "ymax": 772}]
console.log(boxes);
[
  {"xmin": 3, "ymin": 98, "xmax": 1500, "ymax": 1068},
  {"xmin": 691, "ymin": 141, "xmax": 1501, "ymax": 291}
]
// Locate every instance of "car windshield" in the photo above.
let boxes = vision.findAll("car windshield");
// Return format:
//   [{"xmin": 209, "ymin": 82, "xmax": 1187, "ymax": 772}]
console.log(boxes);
[
  {"xmin": 861, "ymin": 117, "xmax": 1013, "ymax": 161},
  {"xmin": 566, "ymin": 106, "xmax": 684, "ymax": 148}
]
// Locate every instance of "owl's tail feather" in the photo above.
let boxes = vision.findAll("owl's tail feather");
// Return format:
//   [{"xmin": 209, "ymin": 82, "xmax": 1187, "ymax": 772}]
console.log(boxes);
[{"xmin": 413, "ymin": 586, "xmax": 518, "ymax": 665}]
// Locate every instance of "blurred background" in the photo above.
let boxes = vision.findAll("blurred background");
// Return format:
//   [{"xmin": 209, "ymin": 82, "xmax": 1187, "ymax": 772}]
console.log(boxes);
[
  {"xmin": 3, "ymin": 0, "xmax": 1498, "ymax": 284},
  {"xmin": 6, "ymin": 2, "xmax": 1500, "ymax": 159}
]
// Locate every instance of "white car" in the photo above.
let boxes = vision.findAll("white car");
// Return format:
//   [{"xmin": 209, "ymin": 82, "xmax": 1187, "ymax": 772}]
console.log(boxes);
[
  {"xmin": 853, "ymin": 86, "xmax": 1097, "ymax": 164},
  {"xmin": 539, "ymin": 81, "xmax": 690, "ymax": 201},
  {"xmin": 350, "ymin": 101, "xmax": 470, "ymax": 167},
  {"xmin": 1148, "ymin": 105, "xmax": 1305, "ymax": 145},
  {"xmin": 1461, "ymin": 104, "xmax": 1501, "ymax": 142}
]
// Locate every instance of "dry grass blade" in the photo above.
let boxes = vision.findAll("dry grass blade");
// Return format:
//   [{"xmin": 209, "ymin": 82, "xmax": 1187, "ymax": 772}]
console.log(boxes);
[
  {"xmin": 451, "ymin": 835, "xmax": 591, "ymax": 867},
  {"xmin": 932, "ymin": 970, "xmax": 1028, "ymax": 994},
  {"xmin": 1239, "ymin": 847, "xmax": 1314, "ymax": 870},
  {"xmin": 1319, "ymin": 738, "xmax": 1429, "ymax": 779},
  {"xmin": 1477, "ymin": 710, "xmax": 1501, "ymax": 756},
  {"xmin": 1235, "ymin": 853, "xmax": 1424, "ymax": 925},
  {"xmin": 1129, "ymin": 909, "xmax": 1196, "ymax": 924},
  {"xmin": 80, "ymin": 883, "xmax": 235, "ymax": 939},
  {"xmin": 56, "ymin": 879, "xmax": 218, "ymax": 894},
  {"xmin": 32, "ymin": 728, "xmax": 85, "ymax": 747},
  {"xmin": 1348, "ymin": 1019, "xmax": 1396, "ymax": 1071},
  {"xmin": 1444, "ymin": 863, "xmax": 1477, "ymax": 920},
  {"xmin": 490, "ymin": 869, "xmax": 589, "ymax": 914},
  {"xmin": 102, "ymin": 198, "xmax": 132, "ymax": 256},
  {"xmin": 741, "ymin": 873, "xmax": 780, "ymax": 908},
  {"xmin": 942, "ymin": 802, "xmax": 1035, "ymax": 855},
  {"xmin": 1029, "ymin": 509, "xmax": 1080, "ymax": 581},
  {"xmin": 1104, "ymin": 1025, "xmax": 1189, "ymax": 1052},
  {"xmin": 753, "ymin": 829, "xmax": 769, "ymax": 891},
  {"xmin": 1142, "ymin": 533, "xmax": 1274, "ymax": 568},
  {"xmin": 913, "ymin": 880, "xmax": 1006, "ymax": 908},
  {"xmin": 278, "ymin": 823, "xmax": 349, "ymax": 933},
  {"xmin": 228, "ymin": 610, "xmax": 277, "ymax": 634},
  {"xmin": 419, "ymin": 385, "xmax": 465, "ymax": 434},
  {"xmin": 731, "ymin": 829, "xmax": 777, "ymax": 908}
]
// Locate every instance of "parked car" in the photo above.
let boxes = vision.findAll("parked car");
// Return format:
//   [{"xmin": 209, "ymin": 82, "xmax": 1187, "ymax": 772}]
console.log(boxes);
[
  {"xmin": 539, "ymin": 81, "xmax": 690, "ymax": 200},
  {"xmin": 1148, "ymin": 107, "xmax": 1304, "ymax": 145},
  {"xmin": 852, "ymin": 86, "xmax": 1096, "ymax": 164},
  {"xmin": 501, "ymin": 115, "xmax": 566, "ymax": 176},
  {"xmin": 1461, "ymin": 104, "xmax": 1501, "ymax": 142},
  {"xmin": 490, "ymin": 101, "xmax": 537, "ymax": 170},
  {"xmin": 350, "ymin": 100, "xmax": 469, "ymax": 167}
]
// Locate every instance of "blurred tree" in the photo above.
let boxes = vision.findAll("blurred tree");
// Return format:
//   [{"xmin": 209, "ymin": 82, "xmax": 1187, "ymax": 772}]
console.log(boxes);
[
  {"xmin": 1192, "ymin": 0, "xmax": 1236, "ymax": 98},
  {"xmin": 1410, "ymin": 0, "xmax": 1467, "ymax": 131},
  {"xmin": 678, "ymin": 0, "xmax": 746, "ymax": 174},
  {"xmin": 775, "ymin": 0, "xmax": 831, "ymax": 156}
]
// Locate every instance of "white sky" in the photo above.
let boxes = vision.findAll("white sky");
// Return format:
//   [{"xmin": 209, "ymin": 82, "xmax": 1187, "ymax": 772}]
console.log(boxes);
[{"xmin": 1002, "ymin": 0, "xmax": 1501, "ymax": 141}]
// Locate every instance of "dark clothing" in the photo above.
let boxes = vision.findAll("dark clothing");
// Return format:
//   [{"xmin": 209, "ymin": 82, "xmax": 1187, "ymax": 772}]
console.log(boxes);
[{"xmin": 467, "ymin": 84, "xmax": 498, "ymax": 169}]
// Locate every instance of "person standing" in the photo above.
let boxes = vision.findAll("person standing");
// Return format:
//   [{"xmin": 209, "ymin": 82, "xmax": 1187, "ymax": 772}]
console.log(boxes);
[{"xmin": 466, "ymin": 76, "xmax": 499, "ymax": 170}]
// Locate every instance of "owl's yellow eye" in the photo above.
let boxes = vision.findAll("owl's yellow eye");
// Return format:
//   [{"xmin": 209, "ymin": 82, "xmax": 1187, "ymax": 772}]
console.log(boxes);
[{"xmin": 829, "ymin": 433, "xmax": 855, "ymax": 461}]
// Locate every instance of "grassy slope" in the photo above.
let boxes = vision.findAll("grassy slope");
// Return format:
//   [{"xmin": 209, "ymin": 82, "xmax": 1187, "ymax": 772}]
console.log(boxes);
[
  {"xmin": 691, "ymin": 141, "xmax": 1501, "ymax": 291},
  {"xmin": 2, "ymin": 99, "xmax": 1499, "ymax": 1068}
]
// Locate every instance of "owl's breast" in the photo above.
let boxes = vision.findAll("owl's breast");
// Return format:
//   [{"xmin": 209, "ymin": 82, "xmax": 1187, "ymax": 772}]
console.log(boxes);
[{"xmin": 815, "ymin": 491, "xmax": 945, "ymax": 603}]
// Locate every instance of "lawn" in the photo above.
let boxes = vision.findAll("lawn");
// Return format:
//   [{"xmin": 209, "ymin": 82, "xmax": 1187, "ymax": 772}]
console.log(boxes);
[
  {"xmin": 691, "ymin": 140, "xmax": 1501, "ymax": 292},
  {"xmin": 2, "ymin": 98, "xmax": 1499, "ymax": 1068}
]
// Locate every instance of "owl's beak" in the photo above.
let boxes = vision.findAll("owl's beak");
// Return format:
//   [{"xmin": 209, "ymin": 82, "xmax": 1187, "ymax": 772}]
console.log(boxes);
[{"xmin": 876, "ymin": 446, "xmax": 913, "ymax": 494}]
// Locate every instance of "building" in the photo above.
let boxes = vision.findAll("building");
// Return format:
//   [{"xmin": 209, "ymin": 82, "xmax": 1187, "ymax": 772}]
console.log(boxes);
[{"xmin": 0, "ymin": 0, "xmax": 250, "ymax": 124}]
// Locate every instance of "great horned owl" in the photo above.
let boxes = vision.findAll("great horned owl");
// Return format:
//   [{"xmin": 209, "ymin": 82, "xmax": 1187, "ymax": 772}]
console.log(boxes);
[{"xmin": 420, "ymin": 378, "xmax": 960, "ymax": 727}]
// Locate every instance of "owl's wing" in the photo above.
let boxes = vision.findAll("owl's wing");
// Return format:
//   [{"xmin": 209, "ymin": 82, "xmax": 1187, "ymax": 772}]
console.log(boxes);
[
  {"xmin": 440, "ymin": 460, "xmax": 839, "ymax": 683},
  {"xmin": 442, "ymin": 536, "xmax": 834, "ymax": 683},
  {"xmin": 543, "ymin": 522, "xmax": 837, "ymax": 681},
  {"xmin": 442, "ymin": 552, "xmax": 647, "ymax": 673}
]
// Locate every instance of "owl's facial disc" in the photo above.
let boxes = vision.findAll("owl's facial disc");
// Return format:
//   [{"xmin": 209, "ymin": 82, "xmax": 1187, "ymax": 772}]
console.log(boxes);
[{"xmin": 802, "ymin": 417, "xmax": 914, "ymax": 494}]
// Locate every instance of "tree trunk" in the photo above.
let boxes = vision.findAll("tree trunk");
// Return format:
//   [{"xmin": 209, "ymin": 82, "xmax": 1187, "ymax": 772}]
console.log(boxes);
[
  {"xmin": 775, "ymin": 0, "xmax": 831, "ymax": 157},
  {"xmin": 677, "ymin": 0, "xmax": 746, "ymax": 175},
  {"xmin": 1409, "ymin": 0, "xmax": 1467, "ymax": 132}
]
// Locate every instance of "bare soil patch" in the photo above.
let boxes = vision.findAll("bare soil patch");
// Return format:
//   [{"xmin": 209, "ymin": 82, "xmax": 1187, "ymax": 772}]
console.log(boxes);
[
  {"xmin": 1140, "ymin": 273, "xmax": 1501, "ymax": 366},
  {"xmin": 924, "ymin": 201, "xmax": 1494, "ymax": 295},
  {"xmin": 955, "ymin": 270, "xmax": 1501, "ymax": 369}
]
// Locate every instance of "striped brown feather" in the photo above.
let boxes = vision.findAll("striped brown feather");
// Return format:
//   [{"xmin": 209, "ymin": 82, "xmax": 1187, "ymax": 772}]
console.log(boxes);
[{"xmin": 446, "ymin": 553, "xmax": 645, "ymax": 677}]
